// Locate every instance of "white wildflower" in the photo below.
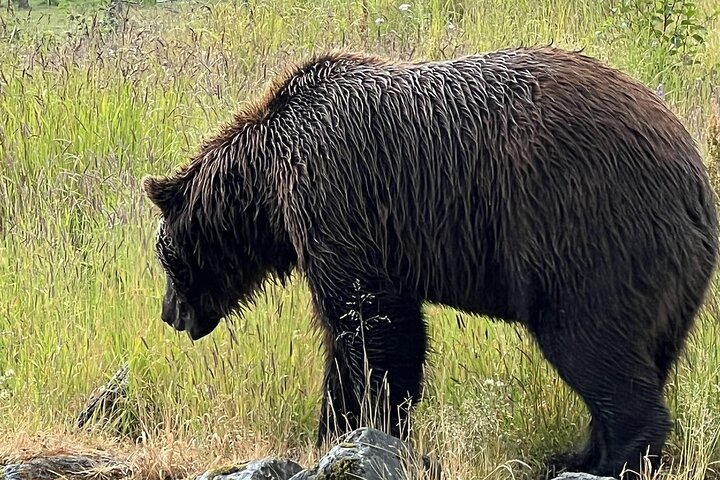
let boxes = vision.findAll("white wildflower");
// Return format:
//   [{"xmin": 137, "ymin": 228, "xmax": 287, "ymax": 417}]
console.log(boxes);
[
  {"xmin": 375, "ymin": 17, "xmax": 385, "ymax": 25},
  {"xmin": 483, "ymin": 378, "xmax": 506, "ymax": 388},
  {"xmin": 656, "ymin": 83, "xmax": 665, "ymax": 100},
  {"xmin": 399, "ymin": 3, "xmax": 411, "ymax": 12}
]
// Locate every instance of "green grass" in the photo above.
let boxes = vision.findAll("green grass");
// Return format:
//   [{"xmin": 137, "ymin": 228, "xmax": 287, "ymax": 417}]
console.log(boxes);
[{"xmin": 1, "ymin": 0, "xmax": 720, "ymax": 478}]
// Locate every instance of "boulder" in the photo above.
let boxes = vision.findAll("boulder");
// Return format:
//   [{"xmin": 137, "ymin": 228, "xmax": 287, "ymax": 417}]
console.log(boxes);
[
  {"xmin": 76, "ymin": 362, "xmax": 130, "ymax": 431},
  {"xmin": 195, "ymin": 458, "xmax": 304, "ymax": 480},
  {"xmin": 552, "ymin": 473, "xmax": 618, "ymax": 480},
  {"xmin": 289, "ymin": 428, "xmax": 437, "ymax": 480},
  {"xmin": 1, "ymin": 454, "xmax": 130, "ymax": 480}
]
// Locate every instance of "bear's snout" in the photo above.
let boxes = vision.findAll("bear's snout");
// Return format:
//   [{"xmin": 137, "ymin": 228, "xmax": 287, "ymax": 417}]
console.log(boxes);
[{"xmin": 160, "ymin": 278, "xmax": 222, "ymax": 340}]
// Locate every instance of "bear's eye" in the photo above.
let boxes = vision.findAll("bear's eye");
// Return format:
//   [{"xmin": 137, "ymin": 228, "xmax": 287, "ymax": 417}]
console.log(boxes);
[{"xmin": 155, "ymin": 221, "xmax": 192, "ymax": 292}]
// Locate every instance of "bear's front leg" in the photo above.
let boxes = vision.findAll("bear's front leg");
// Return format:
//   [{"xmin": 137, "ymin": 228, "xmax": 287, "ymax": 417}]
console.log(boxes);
[{"xmin": 313, "ymin": 283, "xmax": 427, "ymax": 447}]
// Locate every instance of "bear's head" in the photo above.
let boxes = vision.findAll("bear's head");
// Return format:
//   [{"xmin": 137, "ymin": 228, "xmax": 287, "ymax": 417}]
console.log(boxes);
[
  {"xmin": 150, "ymin": 213, "xmax": 226, "ymax": 341},
  {"xmin": 142, "ymin": 168, "xmax": 294, "ymax": 340}
]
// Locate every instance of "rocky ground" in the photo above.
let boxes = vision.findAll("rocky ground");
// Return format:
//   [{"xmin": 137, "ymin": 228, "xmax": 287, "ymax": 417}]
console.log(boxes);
[
  {"xmin": 1, "ymin": 426, "xmax": 618, "ymax": 480},
  {"xmin": 1, "ymin": 365, "xmax": 617, "ymax": 480}
]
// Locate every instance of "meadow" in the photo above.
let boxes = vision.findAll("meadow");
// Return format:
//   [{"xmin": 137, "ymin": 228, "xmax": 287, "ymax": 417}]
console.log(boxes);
[{"xmin": 1, "ymin": 0, "xmax": 720, "ymax": 478}]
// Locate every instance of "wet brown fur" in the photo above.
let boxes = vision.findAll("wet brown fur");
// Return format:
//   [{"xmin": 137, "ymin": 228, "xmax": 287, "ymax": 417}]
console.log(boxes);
[{"xmin": 143, "ymin": 47, "xmax": 719, "ymax": 478}]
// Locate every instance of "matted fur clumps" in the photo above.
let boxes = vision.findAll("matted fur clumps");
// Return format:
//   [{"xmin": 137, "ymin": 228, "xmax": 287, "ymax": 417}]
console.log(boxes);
[{"xmin": 143, "ymin": 47, "xmax": 718, "ymax": 478}]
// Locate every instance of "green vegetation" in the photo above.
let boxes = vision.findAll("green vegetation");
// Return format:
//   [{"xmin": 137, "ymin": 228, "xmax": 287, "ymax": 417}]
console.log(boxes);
[{"xmin": 1, "ymin": 0, "xmax": 720, "ymax": 478}]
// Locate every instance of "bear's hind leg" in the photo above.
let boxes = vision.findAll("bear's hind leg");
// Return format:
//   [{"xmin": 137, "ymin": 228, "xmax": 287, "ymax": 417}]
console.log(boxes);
[
  {"xmin": 654, "ymin": 301, "xmax": 699, "ymax": 388},
  {"xmin": 315, "ymin": 286, "xmax": 427, "ymax": 447},
  {"xmin": 533, "ymin": 320, "xmax": 671, "ymax": 478}
]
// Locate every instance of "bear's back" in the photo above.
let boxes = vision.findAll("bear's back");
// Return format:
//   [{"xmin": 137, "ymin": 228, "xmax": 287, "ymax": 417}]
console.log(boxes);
[{"xmin": 253, "ymin": 49, "xmax": 717, "ymax": 321}]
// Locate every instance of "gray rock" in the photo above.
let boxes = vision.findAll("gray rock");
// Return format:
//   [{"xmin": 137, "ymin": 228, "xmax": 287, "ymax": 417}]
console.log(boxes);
[
  {"xmin": 76, "ymin": 362, "xmax": 130, "ymax": 430},
  {"xmin": 196, "ymin": 458, "xmax": 304, "ymax": 480},
  {"xmin": 1, "ymin": 454, "xmax": 130, "ymax": 480},
  {"xmin": 552, "ymin": 473, "xmax": 617, "ymax": 480},
  {"xmin": 290, "ymin": 428, "xmax": 434, "ymax": 480}
]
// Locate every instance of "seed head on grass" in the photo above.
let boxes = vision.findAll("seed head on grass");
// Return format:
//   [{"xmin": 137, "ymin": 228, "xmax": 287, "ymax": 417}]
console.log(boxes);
[{"xmin": 706, "ymin": 92, "xmax": 720, "ymax": 195}]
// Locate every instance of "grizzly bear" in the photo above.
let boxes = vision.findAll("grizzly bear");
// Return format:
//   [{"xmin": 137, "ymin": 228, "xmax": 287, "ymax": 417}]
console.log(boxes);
[{"xmin": 142, "ymin": 47, "xmax": 718, "ymax": 477}]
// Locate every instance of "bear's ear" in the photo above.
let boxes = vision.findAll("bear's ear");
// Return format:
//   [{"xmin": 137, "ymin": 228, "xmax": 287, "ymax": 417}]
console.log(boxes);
[{"xmin": 142, "ymin": 174, "xmax": 181, "ymax": 215}]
